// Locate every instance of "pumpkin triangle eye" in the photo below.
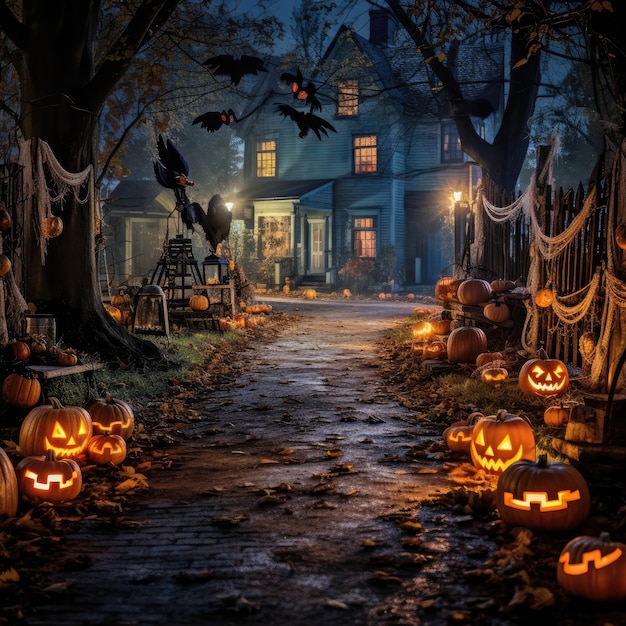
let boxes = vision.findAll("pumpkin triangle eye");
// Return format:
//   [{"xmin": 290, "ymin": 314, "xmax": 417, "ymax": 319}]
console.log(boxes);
[
  {"xmin": 52, "ymin": 422, "xmax": 67, "ymax": 439},
  {"xmin": 497, "ymin": 434, "xmax": 513, "ymax": 451},
  {"xmin": 475, "ymin": 429, "xmax": 485, "ymax": 446},
  {"xmin": 78, "ymin": 422, "xmax": 88, "ymax": 436}
]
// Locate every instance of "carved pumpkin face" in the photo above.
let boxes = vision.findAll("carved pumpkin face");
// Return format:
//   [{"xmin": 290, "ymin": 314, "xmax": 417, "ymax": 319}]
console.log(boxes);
[
  {"xmin": 412, "ymin": 321, "xmax": 433, "ymax": 340},
  {"xmin": 481, "ymin": 366, "xmax": 508, "ymax": 387},
  {"xmin": 470, "ymin": 409, "xmax": 536, "ymax": 475},
  {"xmin": 16, "ymin": 450, "xmax": 82, "ymax": 503},
  {"xmin": 443, "ymin": 412, "xmax": 482, "ymax": 454},
  {"xmin": 518, "ymin": 355, "xmax": 569, "ymax": 397},
  {"xmin": 19, "ymin": 397, "xmax": 93, "ymax": 460},
  {"xmin": 535, "ymin": 288, "xmax": 554, "ymax": 308},
  {"xmin": 496, "ymin": 455, "xmax": 590, "ymax": 532},
  {"xmin": 557, "ymin": 532, "xmax": 626, "ymax": 602},
  {"xmin": 86, "ymin": 395, "xmax": 135, "ymax": 440},
  {"xmin": 87, "ymin": 433, "xmax": 127, "ymax": 465}
]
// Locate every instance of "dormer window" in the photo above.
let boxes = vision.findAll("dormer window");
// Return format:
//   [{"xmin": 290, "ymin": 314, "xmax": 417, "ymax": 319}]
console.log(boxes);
[{"xmin": 338, "ymin": 80, "xmax": 358, "ymax": 117}]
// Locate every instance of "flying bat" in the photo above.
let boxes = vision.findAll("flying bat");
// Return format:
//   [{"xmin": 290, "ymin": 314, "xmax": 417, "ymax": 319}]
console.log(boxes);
[
  {"xmin": 281, "ymin": 68, "xmax": 321, "ymax": 111},
  {"xmin": 203, "ymin": 54, "xmax": 267, "ymax": 85},
  {"xmin": 192, "ymin": 109, "xmax": 237, "ymax": 132},
  {"xmin": 275, "ymin": 104, "xmax": 336, "ymax": 140}
]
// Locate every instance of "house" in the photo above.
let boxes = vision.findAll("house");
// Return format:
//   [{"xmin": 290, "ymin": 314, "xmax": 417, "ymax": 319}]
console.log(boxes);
[{"xmin": 228, "ymin": 9, "xmax": 503, "ymax": 290}]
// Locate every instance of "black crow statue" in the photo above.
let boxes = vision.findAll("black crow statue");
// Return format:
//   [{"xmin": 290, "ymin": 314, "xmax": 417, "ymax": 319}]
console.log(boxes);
[{"xmin": 153, "ymin": 135, "xmax": 232, "ymax": 252}]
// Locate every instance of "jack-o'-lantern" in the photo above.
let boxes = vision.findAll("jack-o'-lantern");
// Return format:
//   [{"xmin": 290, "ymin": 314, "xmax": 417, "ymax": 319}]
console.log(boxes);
[
  {"xmin": 411, "ymin": 340, "xmax": 427, "ymax": 356},
  {"xmin": 447, "ymin": 326, "xmax": 488, "ymax": 364},
  {"xmin": 496, "ymin": 454, "xmax": 590, "ymax": 532},
  {"xmin": 15, "ymin": 449, "xmax": 82, "ymax": 503},
  {"xmin": 19, "ymin": 397, "xmax": 93, "ymax": 460},
  {"xmin": 412, "ymin": 321, "xmax": 433, "ymax": 340},
  {"xmin": 518, "ymin": 349, "xmax": 569, "ymax": 397},
  {"xmin": 557, "ymin": 532, "xmax": 626, "ymax": 601},
  {"xmin": 0, "ymin": 446, "xmax": 18, "ymax": 517},
  {"xmin": 470, "ymin": 409, "xmax": 536, "ymax": 475},
  {"xmin": 443, "ymin": 412, "xmax": 483, "ymax": 454},
  {"xmin": 534, "ymin": 288, "xmax": 554, "ymax": 308},
  {"xmin": 423, "ymin": 340, "xmax": 448, "ymax": 359},
  {"xmin": 85, "ymin": 394, "xmax": 135, "ymax": 440},
  {"xmin": 87, "ymin": 433, "xmax": 127, "ymax": 465},
  {"xmin": 480, "ymin": 366, "xmax": 508, "ymax": 387}
]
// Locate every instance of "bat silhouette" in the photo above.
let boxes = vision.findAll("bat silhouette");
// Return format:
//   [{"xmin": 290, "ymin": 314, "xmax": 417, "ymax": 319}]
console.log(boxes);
[
  {"xmin": 153, "ymin": 135, "xmax": 194, "ymax": 210},
  {"xmin": 203, "ymin": 54, "xmax": 267, "ymax": 85},
  {"xmin": 192, "ymin": 109, "xmax": 237, "ymax": 132},
  {"xmin": 281, "ymin": 68, "xmax": 321, "ymax": 111},
  {"xmin": 275, "ymin": 104, "xmax": 336, "ymax": 140}
]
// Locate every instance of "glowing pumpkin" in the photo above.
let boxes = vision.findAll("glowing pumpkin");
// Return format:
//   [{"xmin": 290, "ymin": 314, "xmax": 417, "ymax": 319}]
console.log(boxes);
[
  {"xmin": 19, "ymin": 397, "xmax": 93, "ymax": 460},
  {"xmin": 470, "ymin": 409, "xmax": 536, "ymax": 475},
  {"xmin": 428, "ymin": 315, "xmax": 451, "ymax": 335},
  {"xmin": 434, "ymin": 277, "xmax": 463, "ymax": 303},
  {"xmin": 557, "ymin": 532, "xmax": 626, "ymax": 601},
  {"xmin": 480, "ymin": 366, "xmax": 508, "ymax": 387},
  {"xmin": 496, "ymin": 454, "xmax": 590, "ymax": 532},
  {"xmin": 518, "ymin": 351, "xmax": 569, "ymax": 397},
  {"xmin": 534, "ymin": 288, "xmax": 554, "ymax": 308},
  {"xmin": 412, "ymin": 321, "xmax": 433, "ymax": 340},
  {"xmin": 87, "ymin": 433, "xmax": 127, "ymax": 465},
  {"xmin": 443, "ymin": 412, "xmax": 483, "ymax": 454},
  {"xmin": 423, "ymin": 340, "xmax": 448, "ymax": 359},
  {"xmin": 15, "ymin": 449, "xmax": 82, "ymax": 503},
  {"xmin": 85, "ymin": 394, "xmax": 135, "ymax": 440},
  {"xmin": 0, "ymin": 446, "xmax": 19, "ymax": 517}
]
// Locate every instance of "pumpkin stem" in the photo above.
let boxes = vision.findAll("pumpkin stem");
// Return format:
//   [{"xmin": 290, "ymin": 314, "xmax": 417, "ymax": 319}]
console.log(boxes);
[
  {"xmin": 48, "ymin": 397, "xmax": 63, "ymax": 409},
  {"xmin": 599, "ymin": 531, "xmax": 612, "ymax": 543},
  {"xmin": 537, "ymin": 453, "xmax": 548, "ymax": 467},
  {"xmin": 45, "ymin": 449, "xmax": 56, "ymax": 462},
  {"xmin": 495, "ymin": 409, "xmax": 509, "ymax": 421}
]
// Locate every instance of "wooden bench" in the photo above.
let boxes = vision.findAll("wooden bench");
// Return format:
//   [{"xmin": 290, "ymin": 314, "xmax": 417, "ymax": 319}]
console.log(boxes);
[{"xmin": 29, "ymin": 362, "xmax": 104, "ymax": 401}]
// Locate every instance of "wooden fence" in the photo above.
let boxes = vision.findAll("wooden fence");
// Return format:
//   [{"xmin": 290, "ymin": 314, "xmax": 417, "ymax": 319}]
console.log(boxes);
[{"xmin": 458, "ymin": 139, "xmax": 626, "ymax": 394}]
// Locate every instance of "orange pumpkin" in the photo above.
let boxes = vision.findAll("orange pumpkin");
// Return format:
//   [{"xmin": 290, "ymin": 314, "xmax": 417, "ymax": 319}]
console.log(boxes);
[
  {"xmin": 104, "ymin": 304, "xmax": 123, "ymax": 322},
  {"xmin": 41, "ymin": 215, "xmax": 64, "ymax": 238},
  {"xmin": 456, "ymin": 279, "xmax": 492, "ymax": 306},
  {"xmin": 0, "ymin": 446, "xmax": 18, "ymax": 517},
  {"xmin": 304, "ymin": 288, "xmax": 317, "ymax": 300},
  {"xmin": 535, "ymin": 288, "xmax": 554, "ymax": 308},
  {"xmin": 496, "ymin": 454, "xmax": 590, "ymax": 532},
  {"xmin": 57, "ymin": 349, "xmax": 79, "ymax": 367},
  {"xmin": 19, "ymin": 397, "xmax": 93, "ymax": 460},
  {"xmin": 616, "ymin": 223, "xmax": 626, "ymax": 250},
  {"xmin": 87, "ymin": 433, "xmax": 127, "ymax": 465},
  {"xmin": 189, "ymin": 294, "xmax": 210, "ymax": 311},
  {"xmin": 469, "ymin": 409, "xmax": 536, "ymax": 475},
  {"xmin": 518, "ymin": 351, "xmax": 569, "ymax": 397},
  {"xmin": 443, "ymin": 412, "xmax": 483, "ymax": 454},
  {"xmin": 412, "ymin": 321, "xmax": 433, "ymax": 340},
  {"xmin": 2, "ymin": 372, "xmax": 42, "ymax": 409},
  {"xmin": 428, "ymin": 314, "xmax": 451, "ymax": 335},
  {"xmin": 7, "ymin": 340, "xmax": 31, "ymax": 362},
  {"xmin": 483, "ymin": 301, "xmax": 510, "ymax": 323},
  {"xmin": 447, "ymin": 326, "xmax": 488, "ymax": 364},
  {"xmin": 16, "ymin": 449, "xmax": 82, "ymax": 503},
  {"xmin": 86, "ymin": 394, "xmax": 135, "ymax": 440},
  {"xmin": 490, "ymin": 279, "xmax": 516, "ymax": 293},
  {"xmin": 434, "ymin": 277, "xmax": 463, "ymax": 303},
  {"xmin": 475, "ymin": 351, "xmax": 504, "ymax": 368},
  {"xmin": 544, "ymin": 404, "xmax": 571, "ymax": 427},
  {"xmin": 0, "ymin": 253, "xmax": 11, "ymax": 276},
  {"xmin": 0, "ymin": 202, "xmax": 12, "ymax": 230},
  {"xmin": 423, "ymin": 340, "xmax": 448, "ymax": 359},
  {"xmin": 557, "ymin": 532, "xmax": 626, "ymax": 601},
  {"xmin": 481, "ymin": 366, "xmax": 508, "ymax": 387}
]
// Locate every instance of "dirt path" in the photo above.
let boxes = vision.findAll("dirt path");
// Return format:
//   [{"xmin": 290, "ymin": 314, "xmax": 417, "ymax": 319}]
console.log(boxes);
[{"xmin": 22, "ymin": 298, "xmax": 618, "ymax": 626}]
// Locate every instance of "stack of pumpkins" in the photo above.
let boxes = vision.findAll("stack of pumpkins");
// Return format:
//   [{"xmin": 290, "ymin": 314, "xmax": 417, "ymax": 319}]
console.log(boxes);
[
  {"xmin": 218, "ymin": 302, "xmax": 273, "ymax": 331},
  {"xmin": 442, "ymin": 406, "xmax": 626, "ymax": 602},
  {"xmin": 0, "ymin": 393, "xmax": 134, "ymax": 515}
]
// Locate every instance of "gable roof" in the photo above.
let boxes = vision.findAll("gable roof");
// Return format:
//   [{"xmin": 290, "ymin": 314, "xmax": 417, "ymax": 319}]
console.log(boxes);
[{"xmin": 104, "ymin": 180, "xmax": 175, "ymax": 216}]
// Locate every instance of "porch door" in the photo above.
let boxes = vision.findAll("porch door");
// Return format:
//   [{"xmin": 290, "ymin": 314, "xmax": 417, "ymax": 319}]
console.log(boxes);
[{"xmin": 308, "ymin": 220, "xmax": 325, "ymax": 274}]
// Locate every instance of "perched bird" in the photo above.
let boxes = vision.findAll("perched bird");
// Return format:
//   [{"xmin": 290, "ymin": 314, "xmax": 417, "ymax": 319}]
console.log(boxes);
[
  {"xmin": 192, "ymin": 109, "xmax": 237, "ymax": 132},
  {"xmin": 275, "ymin": 104, "xmax": 336, "ymax": 140},
  {"xmin": 203, "ymin": 54, "xmax": 267, "ymax": 86},
  {"xmin": 153, "ymin": 135, "xmax": 194, "ymax": 210},
  {"xmin": 180, "ymin": 195, "xmax": 232, "ymax": 252},
  {"xmin": 281, "ymin": 68, "xmax": 321, "ymax": 111}
]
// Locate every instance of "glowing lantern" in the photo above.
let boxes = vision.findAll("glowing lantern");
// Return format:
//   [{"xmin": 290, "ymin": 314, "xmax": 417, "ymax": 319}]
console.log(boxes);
[
  {"xmin": 412, "ymin": 321, "xmax": 433, "ymax": 340},
  {"xmin": 534, "ymin": 288, "xmax": 554, "ymax": 308},
  {"xmin": 443, "ymin": 412, "xmax": 483, "ymax": 454},
  {"xmin": 469, "ymin": 409, "xmax": 536, "ymax": 475},
  {"xmin": 496, "ymin": 454, "xmax": 590, "ymax": 532},
  {"xmin": 557, "ymin": 532, "xmax": 626, "ymax": 601},
  {"xmin": 19, "ymin": 397, "xmax": 93, "ymax": 460},
  {"xmin": 518, "ymin": 349, "xmax": 569, "ymax": 397},
  {"xmin": 87, "ymin": 433, "xmax": 127, "ymax": 465},
  {"xmin": 15, "ymin": 450, "xmax": 82, "ymax": 503},
  {"xmin": 85, "ymin": 394, "xmax": 135, "ymax": 440}
]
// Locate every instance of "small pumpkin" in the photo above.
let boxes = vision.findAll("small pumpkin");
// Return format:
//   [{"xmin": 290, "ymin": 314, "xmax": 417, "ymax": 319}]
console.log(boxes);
[
  {"xmin": 57, "ymin": 349, "xmax": 79, "ymax": 367},
  {"xmin": 483, "ymin": 301, "xmax": 510, "ymax": 323},
  {"xmin": 544, "ymin": 404, "xmax": 571, "ymax": 427},
  {"xmin": 0, "ymin": 446, "xmax": 19, "ymax": 517},
  {"xmin": 443, "ymin": 412, "xmax": 483, "ymax": 454},
  {"xmin": 470, "ymin": 409, "xmax": 536, "ymax": 475},
  {"xmin": 422, "ymin": 340, "xmax": 448, "ymax": 359},
  {"xmin": 30, "ymin": 335, "xmax": 48, "ymax": 355},
  {"xmin": 304, "ymin": 288, "xmax": 317, "ymax": 300},
  {"xmin": 87, "ymin": 433, "xmax": 127, "ymax": 465},
  {"xmin": 15, "ymin": 449, "xmax": 82, "ymax": 503},
  {"xmin": 0, "ymin": 202, "xmax": 13, "ymax": 230},
  {"xmin": 104, "ymin": 304, "xmax": 123, "ymax": 322},
  {"xmin": 41, "ymin": 215, "xmax": 64, "ymax": 238},
  {"xmin": 412, "ymin": 321, "xmax": 433, "ymax": 340},
  {"xmin": 496, "ymin": 454, "xmax": 590, "ymax": 532},
  {"xmin": 7, "ymin": 340, "xmax": 31, "ymax": 362},
  {"xmin": 557, "ymin": 532, "xmax": 626, "ymax": 601},
  {"xmin": 434, "ymin": 277, "xmax": 463, "ymax": 303},
  {"xmin": 111, "ymin": 292, "xmax": 131, "ymax": 308},
  {"xmin": 490, "ymin": 279, "xmax": 516, "ymax": 293},
  {"xmin": 480, "ymin": 366, "xmax": 508, "ymax": 387},
  {"xmin": 189, "ymin": 294, "xmax": 210, "ymax": 311},
  {"xmin": 0, "ymin": 253, "xmax": 11, "ymax": 276},
  {"xmin": 456, "ymin": 278, "xmax": 492, "ymax": 306},
  {"xmin": 428, "ymin": 315, "xmax": 451, "ymax": 335},
  {"xmin": 518, "ymin": 349, "xmax": 569, "ymax": 397},
  {"xmin": 2, "ymin": 372, "xmax": 42, "ymax": 409},
  {"xmin": 534, "ymin": 288, "xmax": 554, "ymax": 308},
  {"xmin": 447, "ymin": 326, "xmax": 488, "ymax": 364},
  {"xmin": 86, "ymin": 394, "xmax": 135, "ymax": 440},
  {"xmin": 19, "ymin": 397, "xmax": 93, "ymax": 460},
  {"xmin": 475, "ymin": 351, "xmax": 504, "ymax": 368}
]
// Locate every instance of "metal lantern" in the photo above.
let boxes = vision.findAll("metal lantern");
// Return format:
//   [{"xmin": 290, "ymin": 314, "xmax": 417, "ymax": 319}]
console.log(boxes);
[
  {"xmin": 202, "ymin": 254, "xmax": 229, "ymax": 285},
  {"xmin": 132, "ymin": 285, "xmax": 170, "ymax": 337}
]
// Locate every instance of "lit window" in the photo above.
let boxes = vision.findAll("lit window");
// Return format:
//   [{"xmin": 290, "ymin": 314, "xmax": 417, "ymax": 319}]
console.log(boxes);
[
  {"xmin": 441, "ymin": 122, "xmax": 463, "ymax": 163},
  {"xmin": 256, "ymin": 140, "xmax": 276, "ymax": 177},
  {"xmin": 353, "ymin": 217, "xmax": 377, "ymax": 258},
  {"xmin": 338, "ymin": 80, "xmax": 358, "ymax": 116},
  {"xmin": 353, "ymin": 135, "xmax": 377, "ymax": 174}
]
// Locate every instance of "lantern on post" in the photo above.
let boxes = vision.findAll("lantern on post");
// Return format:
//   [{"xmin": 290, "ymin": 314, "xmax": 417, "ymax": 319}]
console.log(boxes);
[
  {"xmin": 132, "ymin": 284, "xmax": 170, "ymax": 338},
  {"xmin": 202, "ymin": 254, "xmax": 229, "ymax": 285}
]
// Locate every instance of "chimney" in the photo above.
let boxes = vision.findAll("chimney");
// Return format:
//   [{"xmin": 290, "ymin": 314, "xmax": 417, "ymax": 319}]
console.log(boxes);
[{"xmin": 369, "ymin": 9, "xmax": 394, "ymax": 45}]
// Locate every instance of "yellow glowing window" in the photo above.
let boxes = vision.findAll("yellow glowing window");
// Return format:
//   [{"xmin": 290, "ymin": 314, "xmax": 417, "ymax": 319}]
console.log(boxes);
[
  {"xmin": 353, "ymin": 217, "xmax": 377, "ymax": 258},
  {"xmin": 256, "ymin": 140, "xmax": 276, "ymax": 177},
  {"xmin": 354, "ymin": 135, "xmax": 377, "ymax": 174}
]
